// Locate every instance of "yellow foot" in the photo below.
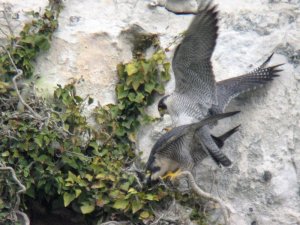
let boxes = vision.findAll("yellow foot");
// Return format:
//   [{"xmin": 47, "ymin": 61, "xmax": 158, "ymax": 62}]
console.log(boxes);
[{"xmin": 162, "ymin": 169, "xmax": 182, "ymax": 181}]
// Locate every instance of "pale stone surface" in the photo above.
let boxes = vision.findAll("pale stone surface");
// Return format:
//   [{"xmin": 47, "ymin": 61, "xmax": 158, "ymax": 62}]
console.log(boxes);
[
  {"xmin": 149, "ymin": 0, "xmax": 198, "ymax": 14},
  {"xmin": 0, "ymin": 0, "xmax": 48, "ymax": 43},
  {"xmin": 5, "ymin": 0, "xmax": 300, "ymax": 224}
]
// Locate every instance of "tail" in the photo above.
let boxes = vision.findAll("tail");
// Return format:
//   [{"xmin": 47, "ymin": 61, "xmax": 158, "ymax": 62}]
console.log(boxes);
[
  {"xmin": 193, "ymin": 112, "xmax": 240, "ymax": 167},
  {"xmin": 205, "ymin": 144, "xmax": 232, "ymax": 167},
  {"xmin": 258, "ymin": 52, "xmax": 274, "ymax": 69},
  {"xmin": 211, "ymin": 125, "xmax": 241, "ymax": 148}
]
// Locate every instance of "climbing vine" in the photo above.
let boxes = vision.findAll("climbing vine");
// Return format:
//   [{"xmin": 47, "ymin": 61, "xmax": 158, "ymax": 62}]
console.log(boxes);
[{"xmin": 0, "ymin": 1, "xmax": 210, "ymax": 224}]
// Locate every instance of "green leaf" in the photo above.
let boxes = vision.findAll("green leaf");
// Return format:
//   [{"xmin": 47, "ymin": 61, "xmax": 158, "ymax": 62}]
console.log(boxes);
[
  {"xmin": 37, "ymin": 154, "xmax": 49, "ymax": 163},
  {"xmin": 63, "ymin": 192, "xmax": 76, "ymax": 207},
  {"xmin": 132, "ymin": 200, "xmax": 143, "ymax": 214},
  {"xmin": 128, "ymin": 188, "xmax": 138, "ymax": 194},
  {"xmin": 66, "ymin": 171, "xmax": 77, "ymax": 183},
  {"xmin": 89, "ymin": 141, "xmax": 98, "ymax": 150},
  {"xmin": 162, "ymin": 62, "xmax": 171, "ymax": 81},
  {"xmin": 126, "ymin": 62, "xmax": 138, "ymax": 76},
  {"xmin": 35, "ymin": 35, "xmax": 50, "ymax": 51},
  {"xmin": 96, "ymin": 196, "xmax": 110, "ymax": 207},
  {"xmin": 141, "ymin": 61, "xmax": 152, "ymax": 75},
  {"xmin": 21, "ymin": 36, "xmax": 35, "ymax": 45},
  {"xmin": 1, "ymin": 151, "xmax": 9, "ymax": 157},
  {"xmin": 109, "ymin": 190, "xmax": 122, "ymax": 199},
  {"xmin": 140, "ymin": 210, "xmax": 150, "ymax": 219},
  {"xmin": 113, "ymin": 199, "xmax": 129, "ymax": 210},
  {"xmin": 126, "ymin": 71, "xmax": 144, "ymax": 90},
  {"xmin": 128, "ymin": 92, "xmax": 136, "ymax": 102},
  {"xmin": 120, "ymin": 182, "xmax": 130, "ymax": 191},
  {"xmin": 80, "ymin": 202, "xmax": 95, "ymax": 214},
  {"xmin": 117, "ymin": 63, "xmax": 125, "ymax": 79},
  {"xmin": 85, "ymin": 174, "xmax": 93, "ymax": 181},
  {"xmin": 95, "ymin": 173, "xmax": 105, "ymax": 179},
  {"xmin": 155, "ymin": 83, "xmax": 165, "ymax": 94},
  {"xmin": 116, "ymin": 84, "xmax": 128, "ymax": 99},
  {"xmin": 145, "ymin": 194, "xmax": 158, "ymax": 201},
  {"xmin": 26, "ymin": 185, "xmax": 35, "ymax": 198},
  {"xmin": 115, "ymin": 125, "xmax": 126, "ymax": 136},
  {"xmin": 91, "ymin": 181, "xmax": 105, "ymax": 189},
  {"xmin": 34, "ymin": 136, "xmax": 43, "ymax": 148},
  {"xmin": 75, "ymin": 189, "xmax": 82, "ymax": 198},
  {"xmin": 122, "ymin": 119, "xmax": 133, "ymax": 129},
  {"xmin": 110, "ymin": 105, "xmax": 120, "ymax": 119},
  {"xmin": 132, "ymin": 80, "xmax": 141, "ymax": 91},
  {"xmin": 152, "ymin": 50, "xmax": 166, "ymax": 64},
  {"xmin": 145, "ymin": 82, "xmax": 155, "ymax": 93},
  {"xmin": 134, "ymin": 92, "xmax": 144, "ymax": 103}
]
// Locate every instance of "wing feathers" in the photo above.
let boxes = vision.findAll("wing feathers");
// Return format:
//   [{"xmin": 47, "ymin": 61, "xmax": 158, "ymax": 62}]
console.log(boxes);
[
  {"xmin": 213, "ymin": 59, "xmax": 283, "ymax": 114},
  {"xmin": 172, "ymin": 3, "xmax": 219, "ymax": 111}
]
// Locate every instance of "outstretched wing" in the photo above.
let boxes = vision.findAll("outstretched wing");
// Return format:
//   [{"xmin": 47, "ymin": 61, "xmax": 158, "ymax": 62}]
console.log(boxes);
[
  {"xmin": 213, "ymin": 54, "xmax": 283, "ymax": 114},
  {"xmin": 172, "ymin": 3, "xmax": 218, "ymax": 111}
]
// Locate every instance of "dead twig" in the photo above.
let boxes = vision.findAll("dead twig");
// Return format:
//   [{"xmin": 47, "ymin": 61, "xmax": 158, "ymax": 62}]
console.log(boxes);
[
  {"xmin": 0, "ymin": 164, "xmax": 30, "ymax": 225},
  {"xmin": 46, "ymin": 109, "xmax": 75, "ymax": 135},
  {"xmin": 151, "ymin": 198, "xmax": 177, "ymax": 225},
  {"xmin": 2, "ymin": 5, "xmax": 15, "ymax": 38},
  {"xmin": 13, "ymin": 70, "xmax": 43, "ymax": 120},
  {"xmin": 177, "ymin": 171, "xmax": 231, "ymax": 225},
  {"xmin": 15, "ymin": 210, "xmax": 30, "ymax": 225},
  {"xmin": 0, "ymin": 45, "xmax": 43, "ymax": 120},
  {"xmin": 0, "ymin": 166, "xmax": 25, "ymax": 210}
]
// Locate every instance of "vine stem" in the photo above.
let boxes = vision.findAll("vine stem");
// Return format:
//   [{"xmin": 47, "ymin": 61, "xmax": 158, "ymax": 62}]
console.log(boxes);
[
  {"xmin": 0, "ymin": 165, "xmax": 30, "ymax": 225},
  {"xmin": 1, "ymin": 45, "xmax": 43, "ymax": 120},
  {"xmin": 177, "ymin": 171, "xmax": 231, "ymax": 225}
]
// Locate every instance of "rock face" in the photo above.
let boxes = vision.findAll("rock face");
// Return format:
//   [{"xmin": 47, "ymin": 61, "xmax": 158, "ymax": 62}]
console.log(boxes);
[{"xmin": 6, "ymin": 0, "xmax": 300, "ymax": 224}]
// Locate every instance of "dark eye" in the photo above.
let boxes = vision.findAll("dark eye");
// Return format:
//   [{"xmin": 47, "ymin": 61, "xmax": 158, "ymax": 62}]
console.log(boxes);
[
  {"xmin": 150, "ymin": 166, "xmax": 160, "ymax": 173},
  {"xmin": 158, "ymin": 101, "xmax": 166, "ymax": 110}
]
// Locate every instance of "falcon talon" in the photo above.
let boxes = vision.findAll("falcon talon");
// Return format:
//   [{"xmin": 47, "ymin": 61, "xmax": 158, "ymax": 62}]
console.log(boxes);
[{"xmin": 162, "ymin": 169, "xmax": 182, "ymax": 180}]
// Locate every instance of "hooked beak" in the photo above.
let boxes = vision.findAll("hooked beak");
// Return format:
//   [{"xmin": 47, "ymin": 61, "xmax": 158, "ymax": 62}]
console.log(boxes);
[
  {"xmin": 158, "ymin": 108, "xmax": 167, "ymax": 118},
  {"xmin": 145, "ymin": 171, "xmax": 155, "ymax": 186},
  {"xmin": 145, "ymin": 174, "xmax": 159, "ymax": 186}
]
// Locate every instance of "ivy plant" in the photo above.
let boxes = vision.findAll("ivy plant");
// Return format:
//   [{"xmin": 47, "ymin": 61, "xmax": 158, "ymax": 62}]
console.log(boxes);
[{"xmin": 0, "ymin": 0, "xmax": 209, "ymax": 224}]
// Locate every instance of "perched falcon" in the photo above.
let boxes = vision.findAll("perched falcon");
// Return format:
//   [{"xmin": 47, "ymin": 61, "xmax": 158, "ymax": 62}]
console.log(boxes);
[
  {"xmin": 146, "ymin": 111, "xmax": 239, "ymax": 182},
  {"xmin": 157, "ymin": 3, "xmax": 283, "ymax": 166}
]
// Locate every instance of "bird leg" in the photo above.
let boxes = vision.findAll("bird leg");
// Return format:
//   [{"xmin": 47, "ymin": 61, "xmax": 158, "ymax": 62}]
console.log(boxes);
[{"xmin": 162, "ymin": 169, "xmax": 182, "ymax": 180}]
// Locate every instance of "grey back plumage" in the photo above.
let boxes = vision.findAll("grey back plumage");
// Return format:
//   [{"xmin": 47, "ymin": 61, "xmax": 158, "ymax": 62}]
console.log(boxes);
[{"xmin": 171, "ymin": 3, "xmax": 219, "ymax": 118}]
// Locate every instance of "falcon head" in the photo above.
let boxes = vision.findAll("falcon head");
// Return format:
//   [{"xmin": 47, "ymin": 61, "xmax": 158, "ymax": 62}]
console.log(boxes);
[
  {"xmin": 158, "ymin": 95, "xmax": 170, "ymax": 117},
  {"xmin": 146, "ymin": 154, "xmax": 180, "ymax": 184}
]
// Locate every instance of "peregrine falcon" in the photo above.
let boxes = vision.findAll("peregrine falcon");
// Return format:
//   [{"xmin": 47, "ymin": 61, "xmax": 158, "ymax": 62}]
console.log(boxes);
[
  {"xmin": 146, "ymin": 111, "xmax": 239, "ymax": 182},
  {"xmin": 157, "ymin": 3, "xmax": 283, "ymax": 166}
]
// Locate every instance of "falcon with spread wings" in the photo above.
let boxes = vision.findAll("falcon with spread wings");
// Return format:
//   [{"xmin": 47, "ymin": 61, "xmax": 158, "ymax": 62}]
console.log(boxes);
[{"xmin": 157, "ymin": 3, "xmax": 282, "ymax": 166}]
